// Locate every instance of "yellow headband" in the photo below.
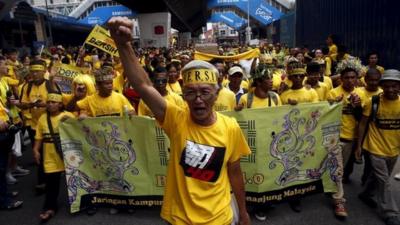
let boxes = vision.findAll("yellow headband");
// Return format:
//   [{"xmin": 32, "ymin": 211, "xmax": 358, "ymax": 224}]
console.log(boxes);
[
  {"xmin": 182, "ymin": 69, "xmax": 218, "ymax": 85},
  {"xmin": 47, "ymin": 93, "xmax": 63, "ymax": 103},
  {"xmin": 30, "ymin": 65, "xmax": 46, "ymax": 71},
  {"xmin": 288, "ymin": 68, "xmax": 306, "ymax": 76}
]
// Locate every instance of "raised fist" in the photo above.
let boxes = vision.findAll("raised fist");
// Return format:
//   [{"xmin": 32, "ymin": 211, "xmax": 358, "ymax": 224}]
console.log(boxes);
[{"xmin": 107, "ymin": 17, "xmax": 133, "ymax": 46}]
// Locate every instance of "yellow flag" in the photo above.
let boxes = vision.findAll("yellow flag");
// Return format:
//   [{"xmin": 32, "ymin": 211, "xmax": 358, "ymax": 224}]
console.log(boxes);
[
  {"xmin": 85, "ymin": 25, "xmax": 119, "ymax": 57},
  {"xmin": 194, "ymin": 48, "xmax": 260, "ymax": 61}
]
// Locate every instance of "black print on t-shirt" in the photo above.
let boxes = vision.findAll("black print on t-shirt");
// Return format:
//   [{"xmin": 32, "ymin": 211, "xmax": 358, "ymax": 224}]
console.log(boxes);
[{"xmin": 179, "ymin": 140, "xmax": 226, "ymax": 183}]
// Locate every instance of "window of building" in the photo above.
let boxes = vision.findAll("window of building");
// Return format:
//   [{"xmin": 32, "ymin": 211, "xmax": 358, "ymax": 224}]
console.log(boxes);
[
  {"xmin": 220, "ymin": 30, "xmax": 226, "ymax": 35},
  {"xmin": 230, "ymin": 30, "xmax": 236, "ymax": 35}
]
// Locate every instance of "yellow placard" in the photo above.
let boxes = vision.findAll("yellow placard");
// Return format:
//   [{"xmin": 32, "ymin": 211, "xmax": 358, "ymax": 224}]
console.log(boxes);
[{"xmin": 85, "ymin": 25, "xmax": 119, "ymax": 57}]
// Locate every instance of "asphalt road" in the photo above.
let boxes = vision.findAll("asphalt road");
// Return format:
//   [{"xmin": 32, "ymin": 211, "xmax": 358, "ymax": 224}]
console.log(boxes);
[{"xmin": 1, "ymin": 142, "xmax": 399, "ymax": 225}]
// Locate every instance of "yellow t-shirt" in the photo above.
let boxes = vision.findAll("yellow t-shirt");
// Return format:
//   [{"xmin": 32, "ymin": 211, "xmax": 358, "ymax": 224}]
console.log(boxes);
[
  {"xmin": 138, "ymin": 91, "xmax": 184, "ymax": 117},
  {"xmin": 166, "ymin": 82, "xmax": 182, "ymax": 96},
  {"xmin": 312, "ymin": 82, "xmax": 330, "ymax": 101},
  {"xmin": 222, "ymin": 77, "xmax": 229, "ymax": 88},
  {"xmin": 327, "ymin": 86, "xmax": 365, "ymax": 140},
  {"xmin": 62, "ymin": 93, "xmax": 74, "ymax": 107},
  {"xmin": 322, "ymin": 76, "xmax": 333, "ymax": 90},
  {"xmin": 6, "ymin": 60, "xmax": 20, "ymax": 79},
  {"xmin": 329, "ymin": 44, "xmax": 338, "ymax": 61},
  {"xmin": 239, "ymin": 92, "xmax": 282, "ymax": 108},
  {"xmin": 272, "ymin": 71, "xmax": 283, "ymax": 91},
  {"xmin": 213, "ymin": 88, "xmax": 236, "ymax": 112},
  {"xmin": 0, "ymin": 101, "xmax": 9, "ymax": 122},
  {"xmin": 114, "ymin": 63, "xmax": 124, "ymax": 76},
  {"xmin": 35, "ymin": 111, "xmax": 75, "ymax": 173},
  {"xmin": 324, "ymin": 56, "xmax": 332, "ymax": 76},
  {"xmin": 362, "ymin": 95, "xmax": 400, "ymax": 157},
  {"xmin": 159, "ymin": 101, "xmax": 251, "ymax": 225},
  {"xmin": 18, "ymin": 83, "xmax": 32, "ymax": 127},
  {"xmin": 359, "ymin": 87, "xmax": 383, "ymax": 104},
  {"xmin": 113, "ymin": 71, "xmax": 125, "ymax": 93},
  {"xmin": 240, "ymin": 80, "xmax": 249, "ymax": 90},
  {"xmin": 77, "ymin": 92, "xmax": 134, "ymax": 117},
  {"xmin": 280, "ymin": 87, "xmax": 319, "ymax": 105},
  {"xmin": 21, "ymin": 81, "xmax": 48, "ymax": 129},
  {"xmin": 223, "ymin": 80, "xmax": 249, "ymax": 91}
]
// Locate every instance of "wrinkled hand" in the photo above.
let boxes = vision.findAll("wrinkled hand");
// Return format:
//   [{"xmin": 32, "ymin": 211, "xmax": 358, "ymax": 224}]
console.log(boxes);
[
  {"xmin": 108, "ymin": 17, "xmax": 133, "ymax": 46},
  {"xmin": 234, "ymin": 103, "xmax": 244, "ymax": 111}
]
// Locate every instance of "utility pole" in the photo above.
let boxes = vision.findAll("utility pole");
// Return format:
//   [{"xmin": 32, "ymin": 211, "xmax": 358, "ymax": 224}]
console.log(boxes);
[
  {"xmin": 45, "ymin": 0, "xmax": 53, "ymax": 46},
  {"xmin": 245, "ymin": 0, "xmax": 251, "ymax": 45}
]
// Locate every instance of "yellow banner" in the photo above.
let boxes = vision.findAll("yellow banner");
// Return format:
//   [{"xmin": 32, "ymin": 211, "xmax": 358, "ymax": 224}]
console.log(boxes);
[
  {"xmin": 57, "ymin": 64, "xmax": 83, "ymax": 78},
  {"xmin": 85, "ymin": 25, "xmax": 119, "ymax": 57},
  {"xmin": 194, "ymin": 48, "xmax": 260, "ymax": 61}
]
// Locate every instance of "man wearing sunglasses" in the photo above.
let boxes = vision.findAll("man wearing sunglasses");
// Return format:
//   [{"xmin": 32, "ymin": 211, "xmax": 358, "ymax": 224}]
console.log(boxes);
[
  {"xmin": 138, "ymin": 66, "xmax": 184, "ymax": 117},
  {"xmin": 108, "ymin": 17, "xmax": 251, "ymax": 225}
]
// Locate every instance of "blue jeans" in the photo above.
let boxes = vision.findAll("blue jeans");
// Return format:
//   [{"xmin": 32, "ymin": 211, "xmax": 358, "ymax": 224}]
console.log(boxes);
[{"xmin": 0, "ymin": 134, "xmax": 14, "ymax": 207}]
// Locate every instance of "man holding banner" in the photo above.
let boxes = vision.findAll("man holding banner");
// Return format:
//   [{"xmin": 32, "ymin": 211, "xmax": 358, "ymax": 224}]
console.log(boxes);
[{"xmin": 108, "ymin": 17, "xmax": 251, "ymax": 225}]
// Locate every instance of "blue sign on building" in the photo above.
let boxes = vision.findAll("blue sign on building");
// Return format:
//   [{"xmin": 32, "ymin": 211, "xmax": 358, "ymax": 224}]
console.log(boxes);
[
  {"xmin": 209, "ymin": 11, "xmax": 247, "ymax": 30},
  {"xmin": 207, "ymin": 0, "xmax": 283, "ymax": 25},
  {"xmin": 79, "ymin": 5, "xmax": 136, "ymax": 25}
]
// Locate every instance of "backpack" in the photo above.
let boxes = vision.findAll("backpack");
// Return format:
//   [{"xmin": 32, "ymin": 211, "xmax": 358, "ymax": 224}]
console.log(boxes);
[
  {"xmin": 246, "ymin": 91, "xmax": 278, "ymax": 108},
  {"xmin": 361, "ymin": 94, "xmax": 380, "ymax": 144}
]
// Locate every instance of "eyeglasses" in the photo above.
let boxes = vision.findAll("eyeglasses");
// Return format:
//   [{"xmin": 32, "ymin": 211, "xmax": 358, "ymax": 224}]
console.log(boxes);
[
  {"xmin": 153, "ymin": 78, "xmax": 168, "ymax": 85},
  {"xmin": 183, "ymin": 90, "xmax": 214, "ymax": 101}
]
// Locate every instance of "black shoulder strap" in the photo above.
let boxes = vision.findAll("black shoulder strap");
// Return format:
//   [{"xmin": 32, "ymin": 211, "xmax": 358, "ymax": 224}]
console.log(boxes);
[
  {"xmin": 47, "ymin": 112, "xmax": 63, "ymax": 158},
  {"xmin": 361, "ymin": 94, "xmax": 380, "ymax": 144},
  {"xmin": 26, "ymin": 82, "xmax": 33, "ymax": 97},
  {"xmin": 370, "ymin": 95, "xmax": 380, "ymax": 123},
  {"xmin": 247, "ymin": 92, "xmax": 254, "ymax": 108},
  {"xmin": 45, "ymin": 80, "xmax": 61, "ymax": 93},
  {"xmin": 19, "ymin": 83, "xmax": 28, "ymax": 100}
]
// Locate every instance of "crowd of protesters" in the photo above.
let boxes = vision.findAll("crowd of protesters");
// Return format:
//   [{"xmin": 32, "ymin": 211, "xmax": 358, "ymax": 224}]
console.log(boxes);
[{"xmin": 0, "ymin": 17, "xmax": 399, "ymax": 225}]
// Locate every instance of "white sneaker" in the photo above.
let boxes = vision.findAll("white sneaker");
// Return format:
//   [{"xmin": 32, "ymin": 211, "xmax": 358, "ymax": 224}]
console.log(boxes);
[
  {"xmin": 6, "ymin": 172, "xmax": 17, "ymax": 184},
  {"xmin": 12, "ymin": 166, "xmax": 30, "ymax": 177},
  {"xmin": 394, "ymin": 173, "xmax": 400, "ymax": 181},
  {"xmin": 255, "ymin": 211, "xmax": 267, "ymax": 221}
]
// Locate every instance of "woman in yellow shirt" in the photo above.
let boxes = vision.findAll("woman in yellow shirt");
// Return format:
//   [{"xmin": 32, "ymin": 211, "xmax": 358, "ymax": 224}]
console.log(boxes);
[
  {"xmin": 33, "ymin": 93, "xmax": 74, "ymax": 222},
  {"xmin": 166, "ymin": 63, "xmax": 182, "ymax": 96}
]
